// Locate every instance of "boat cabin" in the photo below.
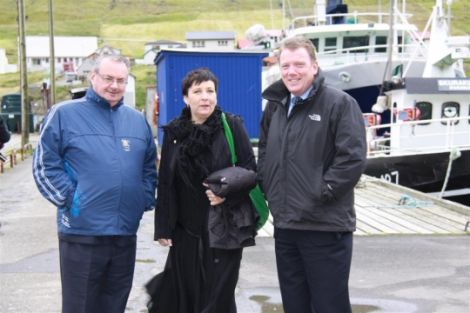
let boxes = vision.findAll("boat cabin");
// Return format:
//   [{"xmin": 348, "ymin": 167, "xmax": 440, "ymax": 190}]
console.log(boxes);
[
  {"xmin": 365, "ymin": 77, "xmax": 470, "ymax": 156},
  {"xmin": 287, "ymin": 12, "xmax": 421, "ymax": 66}
]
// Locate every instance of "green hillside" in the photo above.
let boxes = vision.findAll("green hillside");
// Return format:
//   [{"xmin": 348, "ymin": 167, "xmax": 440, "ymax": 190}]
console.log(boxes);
[
  {"xmin": 1, "ymin": 0, "xmax": 468, "ymax": 60},
  {"xmin": 0, "ymin": 0, "xmax": 468, "ymax": 105}
]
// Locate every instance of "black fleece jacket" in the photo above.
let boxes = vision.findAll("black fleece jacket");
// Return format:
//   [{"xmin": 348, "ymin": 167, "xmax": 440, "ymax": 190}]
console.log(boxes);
[{"xmin": 258, "ymin": 71, "xmax": 367, "ymax": 232}]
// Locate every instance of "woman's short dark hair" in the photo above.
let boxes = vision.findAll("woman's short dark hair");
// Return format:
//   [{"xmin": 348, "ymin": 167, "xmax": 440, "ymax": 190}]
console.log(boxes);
[{"xmin": 182, "ymin": 68, "xmax": 218, "ymax": 96}]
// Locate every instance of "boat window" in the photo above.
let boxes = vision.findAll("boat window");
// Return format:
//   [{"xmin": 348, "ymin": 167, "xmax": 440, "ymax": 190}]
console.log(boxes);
[
  {"xmin": 397, "ymin": 36, "xmax": 404, "ymax": 53},
  {"xmin": 441, "ymin": 102, "xmax": 460, "ymax": 125},
  {"xmin": 343, "ymin": 36, "xmax": 369, "ymax": 53},
  {"xmin": 324, "ymin": 37, "xmax": 337, "ymax": 52},
  {"xmin": 375, "ymin": 36, "xmax": 387, "ymax": 53},
  {"xmin": 415, "ymin": 101, "xmax": 432, "ymax": 125},
  {"xmin": 309, "ymin": 38, "xmax": 319, "ymax": 52}
]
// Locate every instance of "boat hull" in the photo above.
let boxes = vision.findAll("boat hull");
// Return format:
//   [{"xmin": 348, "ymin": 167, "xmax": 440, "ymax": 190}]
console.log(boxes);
[{"xmin": 365, "ymin": 149, "xmax": 470, "ymax": 206}]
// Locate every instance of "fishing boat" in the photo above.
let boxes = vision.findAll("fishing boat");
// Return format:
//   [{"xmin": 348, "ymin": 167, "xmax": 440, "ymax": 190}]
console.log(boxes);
[
  {"xmin": 363, "ymin": 0, "xmax": 470, "ymax": 205},
  {"xmin": 364, "ymin": 77, "xmax": 470, "ymax": 205},
  {"xmin": 264, "ymin": 0, "xmax": 433, "ymax": 115},
  {"xmin": 264, "ymin": 0, "xmax": 470, "ymax": 205}
]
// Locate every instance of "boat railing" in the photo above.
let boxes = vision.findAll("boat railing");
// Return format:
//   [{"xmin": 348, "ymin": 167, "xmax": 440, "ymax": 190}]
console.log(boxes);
[
  {"xmin": 289, "ymin": 11, "xmax": 413, "ymax": 30},
  {"xmin": 366, "ymin": 116, "xmax": 470, "ymax": 157},
  {"xmin": 316, "ymin": 43, "xmax": 424, "ymax": 62}
]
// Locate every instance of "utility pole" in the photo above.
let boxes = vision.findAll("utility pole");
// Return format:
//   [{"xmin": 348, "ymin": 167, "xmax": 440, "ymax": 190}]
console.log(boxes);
[
  {"xmin": 48, "ymin": 0, "xmax": 56, "ymax": 106},
  {"xmin": 17, "ymin": 0, "xmax": 29, "ymax": 146}
]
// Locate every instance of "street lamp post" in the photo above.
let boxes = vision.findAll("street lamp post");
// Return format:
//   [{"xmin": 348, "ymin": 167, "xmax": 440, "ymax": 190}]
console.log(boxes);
[
  {"xmin": 17, "ymin": 0, "xmax": 29, "ymax": 146},
  {"xmin": 48, "ymin": 0, "xmax": 56, "ymax": 106}
]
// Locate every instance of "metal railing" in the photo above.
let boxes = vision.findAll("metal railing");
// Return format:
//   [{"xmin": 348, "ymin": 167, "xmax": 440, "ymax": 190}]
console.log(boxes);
[
  {"xmin": 0, "ymin": 143, "xmax": 33, "ymax": 173},
  {"xmin": 366, "ymin": 116, "xmax": 470, "ymax": 157},
  {"xmin": 288, "ymin": 11, "xmax": 413, "ymax": 30}
]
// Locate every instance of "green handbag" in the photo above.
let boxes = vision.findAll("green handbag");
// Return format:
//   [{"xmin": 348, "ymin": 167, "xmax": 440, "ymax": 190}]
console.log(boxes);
[{"xmin": 221, "ymin": 112, "xmax": 269, "ymax": 230}]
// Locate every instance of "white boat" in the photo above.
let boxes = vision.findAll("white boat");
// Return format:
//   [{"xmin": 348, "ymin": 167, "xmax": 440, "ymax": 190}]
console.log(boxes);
[
  {"xmin": 264, "ymin": 0, "xmax": 470, "ymax": 205},
  {"xmin": 364, "ymin": 76, "xmax": 470, "ymax": 205},
  {"xmin": 264, "ymin": 0, "xmax": 467, "ymax": 113},
  {"xmin": 363, "ymin": 0, "xmax": 470, "ymax": 205}
]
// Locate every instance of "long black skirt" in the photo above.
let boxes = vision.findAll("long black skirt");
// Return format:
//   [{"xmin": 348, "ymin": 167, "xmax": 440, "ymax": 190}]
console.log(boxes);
[{"xmin": 146, "ymin": 225, "xmax": 243, "ymax": 313}]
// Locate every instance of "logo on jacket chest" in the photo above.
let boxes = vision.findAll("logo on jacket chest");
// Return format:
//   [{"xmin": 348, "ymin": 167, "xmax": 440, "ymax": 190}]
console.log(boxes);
[
  {"xmin": 121, "ymin": 139, "xmax": 131, "ymax": 151},
  {"xmin": 308, "ymin": 113, "xmax": 321, "ymax": 121}
]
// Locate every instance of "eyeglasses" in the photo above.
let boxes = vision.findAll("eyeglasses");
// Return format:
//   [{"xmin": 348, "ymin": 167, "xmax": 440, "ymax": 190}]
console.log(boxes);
[{"xmin": 96, "ymin": 72, "xmax": 128, "ymax": 86}]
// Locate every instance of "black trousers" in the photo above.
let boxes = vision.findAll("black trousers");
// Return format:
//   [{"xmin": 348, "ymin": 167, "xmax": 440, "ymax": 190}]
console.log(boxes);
[
  {"xmin": 58, "ymin": 234, "xmax": 137, "ymax": 313},
  {"xmin": 274, "ymin": 228, "xmax": 353, "ymax": 313}
]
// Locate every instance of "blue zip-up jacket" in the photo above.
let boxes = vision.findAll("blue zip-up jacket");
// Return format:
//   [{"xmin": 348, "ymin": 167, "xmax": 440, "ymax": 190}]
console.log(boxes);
[{"xmin": 33, "ymin": 88, "xmax": 157, "ymax": 236}]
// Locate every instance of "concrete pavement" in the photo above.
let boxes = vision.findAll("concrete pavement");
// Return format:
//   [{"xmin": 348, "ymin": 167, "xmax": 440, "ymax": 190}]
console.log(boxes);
[{"xmin": 1, "ymin": 153, "xmax": 469, "ymax": 312}]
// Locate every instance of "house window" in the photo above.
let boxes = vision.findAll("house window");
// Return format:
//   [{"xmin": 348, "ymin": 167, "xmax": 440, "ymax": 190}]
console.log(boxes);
[
  {"xmin": 441, "ymin": 101, "xmax": 460, "ymax": 125},
  {"xmin": 415, "ymin": 101, "xmax": 432, "ymax": 125},
  {"xmin": 192, "ymin": 40, "xmax": 205, "ymax": 48},
  {"xmin": 217, "ymin": 40, "xmax": 228, "ymax": 46}
]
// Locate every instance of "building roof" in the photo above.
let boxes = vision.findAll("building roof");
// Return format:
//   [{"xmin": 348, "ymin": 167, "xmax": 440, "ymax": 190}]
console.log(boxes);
[
  {"xmin": 145, "ymin": 40, "xmax": 184, "ymax": 46},
  {"xmin": 185, "ymin": 31, "xmax": 236, "ymax": 41},
  {"xmin": 25, "ymin": 36, "xmax": 98, "ymax": 58}
]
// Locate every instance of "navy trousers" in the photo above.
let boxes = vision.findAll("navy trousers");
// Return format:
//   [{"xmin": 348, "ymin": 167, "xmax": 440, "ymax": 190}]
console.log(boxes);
[
  {"xmin": 58, "ymin": 235, "xmax": 137, "ymax": 313},
  {"xmin": 274, "ymin": 228, "xmax": 353, "ymax": 313}
]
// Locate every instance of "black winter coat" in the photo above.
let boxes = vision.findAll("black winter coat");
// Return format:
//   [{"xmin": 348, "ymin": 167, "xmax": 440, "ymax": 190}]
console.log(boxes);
[
  {"xmin": 154, "ymin": 109, "xmax": 257, "ymax": 249},
  {"xmin": 205, "ymin": 166, "xmax": 257, "ymax": 248},
  {"xmin": 259, "ymin": 71, "xmax": 367, "ymax": 232}
]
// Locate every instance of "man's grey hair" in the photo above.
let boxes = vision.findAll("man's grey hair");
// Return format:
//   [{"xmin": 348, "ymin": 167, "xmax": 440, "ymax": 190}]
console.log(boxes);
[
  {"xmin": 92, "ymin": 54, "xmax": 130, "ymax": 73},
  {"xmin": 277, "ymin": 36, "xmax": 317, "ymax": 62}
]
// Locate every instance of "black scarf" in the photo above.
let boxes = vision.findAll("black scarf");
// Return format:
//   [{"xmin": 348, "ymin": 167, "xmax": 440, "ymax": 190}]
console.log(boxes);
[{"xmin": 167, "ymin": 106, "xmax": 223, "ymax": 189}]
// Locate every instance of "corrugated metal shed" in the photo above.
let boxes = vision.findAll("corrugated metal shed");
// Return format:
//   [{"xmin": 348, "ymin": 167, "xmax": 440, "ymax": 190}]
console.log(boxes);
[{"xmin": 155, "ymin": 49, "xmax": 268, "ymax": 141}]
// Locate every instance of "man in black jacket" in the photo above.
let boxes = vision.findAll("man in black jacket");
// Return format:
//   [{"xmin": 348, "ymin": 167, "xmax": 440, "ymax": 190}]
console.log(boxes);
[{"xmin": 258, "ymin": 36, "xmax": 367, "ymax": 313}]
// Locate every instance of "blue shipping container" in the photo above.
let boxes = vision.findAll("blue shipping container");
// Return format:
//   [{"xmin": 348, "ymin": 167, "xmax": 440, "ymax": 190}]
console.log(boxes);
[{"xmin": 155, "ymin": 49, "xmax": 268, "ymax": 141}]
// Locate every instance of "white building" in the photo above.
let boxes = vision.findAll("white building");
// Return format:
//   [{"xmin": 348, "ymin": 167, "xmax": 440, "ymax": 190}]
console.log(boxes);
[
  {"xmin": 76, "ymin": 45, "xmax": 121, "ymax": 77},
  {"xmin": 124, "ymin": 74, "xmax": 136, "ymax": 108},
  {"xmin": 185, "ymin": 31, "xmax": 236, "ymax": 50},
  {"xmin": 142, "ymin": 40, "xmax": 185, "ymax": 65},
  {"xmin": 0, "ymin": 48, "xmax": 17, "ymax": 74},
  {"xmin": 25, "ymin": 36, "xmax": 98, "ymax": 72}
]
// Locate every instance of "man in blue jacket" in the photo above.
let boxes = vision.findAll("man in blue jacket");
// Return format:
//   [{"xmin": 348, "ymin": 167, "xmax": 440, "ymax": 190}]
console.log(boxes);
[{"xmin": 33, "ymin": 54, "xmax": 157, "ymax": 313}]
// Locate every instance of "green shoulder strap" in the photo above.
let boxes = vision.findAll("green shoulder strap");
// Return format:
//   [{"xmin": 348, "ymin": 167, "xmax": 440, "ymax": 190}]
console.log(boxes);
[
  {"xmin": 221, "ymin": 112, "xmax": 237, "ymax": 165},
  {"xmin": 220, "ymin": 112, "xmax": 269, "ymax": 230}
]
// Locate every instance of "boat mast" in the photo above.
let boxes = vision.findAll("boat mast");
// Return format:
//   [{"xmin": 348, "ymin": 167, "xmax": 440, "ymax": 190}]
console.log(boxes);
[
  {"xmin": 447, "ymin": 0, "xmax": 452, "ymax": 34},
  {"xmin": 385, "ymin": 0, "xmax": 395, "ymax": 82}
]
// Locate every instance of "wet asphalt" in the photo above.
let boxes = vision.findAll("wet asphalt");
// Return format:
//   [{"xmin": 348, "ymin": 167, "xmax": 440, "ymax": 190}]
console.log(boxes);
[{"xmin": 0, "ymin": 154, "xmax": 469, "ymax": 313}]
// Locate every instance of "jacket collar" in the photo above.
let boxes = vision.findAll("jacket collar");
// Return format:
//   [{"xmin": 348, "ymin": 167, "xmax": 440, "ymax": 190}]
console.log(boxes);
[
  {"xmin": 85, "ymin": 88, "xmax": 124, "ymax": 110},
  {"xmin": 262, "ymin": 69, "xmax": 325, "ymax": 106}
]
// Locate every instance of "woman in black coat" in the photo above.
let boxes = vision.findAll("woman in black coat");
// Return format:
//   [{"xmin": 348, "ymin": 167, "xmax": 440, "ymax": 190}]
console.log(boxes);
[{"xmin": 149, "ymin": 68, "xmax": 257, "ymax": 313}]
